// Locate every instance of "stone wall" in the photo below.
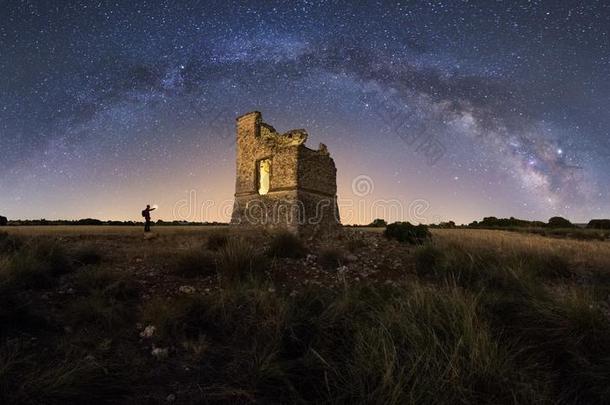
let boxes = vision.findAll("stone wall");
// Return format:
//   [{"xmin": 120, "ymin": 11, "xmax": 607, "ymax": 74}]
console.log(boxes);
[
  {"xmin": 297, "ymin": 144, "xmax": 337, "ymax": 197},
  {"xmin": 230, "ymin": 111, "xmax": 340, "ymax": 233}
]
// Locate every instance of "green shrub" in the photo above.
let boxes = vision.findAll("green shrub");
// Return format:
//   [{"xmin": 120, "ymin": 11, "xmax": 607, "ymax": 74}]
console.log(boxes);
[
  {"xmin": 74, "ymin": 266, "xmax": 139, "ymax": 301},
  {"xmin": 384, "ymin": 222, "xmax": 431, "ymax": 244},
  {"xmin": 266, "ymin": 231, "xmax": 306, "ymax": 258},
  {"xmin": 173, "ymin": 249, "xmax": 217, "ymax": 278},
  {"xmin": 587, "ymin": 219, "xmax": 610, "ymax": 230},
  {"xmin": 69, "ymin": 268, "xmax": 138, "ymax": 329},
  {"xmin": 0, "ymin": 340, "xmax": 131, "ymax": 404},
  {"xmin": 0, "ymin": 231, "xmax": 22, "ymax": 254},
  {"xmin": 217, "ymin": 238, "xmax": 268, "ymax": 283},
  {"xmin": 29, "ymin": 239, "xmax": 72, "ymax": 276},
  {"xmin": 519, "ymin": 251, "xmax": 572, "ymax": 279},
  {"xmin": 345, "ymin": 233, "xmax": 367, "ymax": 252},
  {"xmin": 207, "ymin": 233, "xmax": 229, "ymax": 251},
  {"xmin": 318, "ymin": 247, "xmax": 345, "ymax": 270},
  {"xmin": 414, "ymin": 242, "xmax": 534, "ymax": 294},
  {"xmin": 67, "ymin": 290, "xmax": 132, "ymax": 329},
  {"xmin": 547, "ymin": 216, "xmax": 575, "ymax": 228},
  {"xmin": 2, "ymin": 251, "xmax": 55, "ymax": 290},
  {"xmin": 414, "ymin": 243, "xmax": 445, "ymax": 276},
  {"xmin": 287, "ymin": 283, "xmax": 545, "ymax": 404},
  {"xmin": 487, "ymin": 288, "xmax": 610, "ymax": 403},
  {"xmin": 72, "ymin": 245, "xmax": 103, "ymax": 266},
  {"xmin": 368, "ymin": 218, "xmax": 387, "ymax": 227}
]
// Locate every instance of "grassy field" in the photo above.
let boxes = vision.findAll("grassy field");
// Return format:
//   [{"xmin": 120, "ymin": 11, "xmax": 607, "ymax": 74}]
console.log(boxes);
[{"xmin": 1, "ymin": 226, "xmax": 609, "ymax": 404}]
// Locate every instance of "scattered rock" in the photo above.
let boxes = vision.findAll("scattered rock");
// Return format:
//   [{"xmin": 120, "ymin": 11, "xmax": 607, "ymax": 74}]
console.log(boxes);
[
  {"xmin": 151, "ymin": 346, "xmax": 169, "ymax": 360},
  {"xmin": 345, "ymin": 254, "xmax": 358, "ymax": 262},
  {"xmin": 140, "ymin": 325, "xmax": 156, "ymax": 339},
  {"xmin": 166, "ymin": 394, "xmax": 176, "ymax": 402},
  {"xmin": 179, "ymin": 285, "xmax": 196, "ymax": 294}
]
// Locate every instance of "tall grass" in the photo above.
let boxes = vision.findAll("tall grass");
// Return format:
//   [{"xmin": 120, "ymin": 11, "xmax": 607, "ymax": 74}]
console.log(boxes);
[
  {"xmin": 138, "ymin": 281, "xmax": 551, "ymax": 403},
  {"xmin": 266, "ymin": 231, "xmax": 307, "ymax": 258},
  {"xmin": 2, "ymin": 227, "xmax": 609, "ymax": 403},
  {"xmin": 0, "ymin": 339, "xmax": 131, "ymax": 404},
  {"xmin": 172, "ymin": 249, "xmax": 216, "ymax": 278},
  {"xmin": 216, "ymin": 238, "xmax": 268, "ymax": 283}
]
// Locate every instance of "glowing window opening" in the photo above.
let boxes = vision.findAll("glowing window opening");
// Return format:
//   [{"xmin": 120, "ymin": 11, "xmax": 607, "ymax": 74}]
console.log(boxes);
[{"xmin": 258, "ymin": 159, "xmax": 271, "ymax": 195}]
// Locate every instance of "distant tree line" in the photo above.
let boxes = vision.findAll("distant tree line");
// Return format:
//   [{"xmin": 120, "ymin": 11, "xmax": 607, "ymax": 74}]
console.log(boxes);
[
  {"xmin": 429, "ymin": 216, "xmax": 610, "ymax": 230},
  {"xmin": 1, "ymin": 218, "xmax": 228, "ymax": 226}
]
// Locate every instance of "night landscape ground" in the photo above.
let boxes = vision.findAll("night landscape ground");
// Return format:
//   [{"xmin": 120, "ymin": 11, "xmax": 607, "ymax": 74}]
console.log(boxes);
[
  {"xmin": 3, "ymin": 1, "xmax": 610, "ymax": 404},
  {"xmin": 2, "ymin": 226, "xmax": 610, "ymax": 404}
]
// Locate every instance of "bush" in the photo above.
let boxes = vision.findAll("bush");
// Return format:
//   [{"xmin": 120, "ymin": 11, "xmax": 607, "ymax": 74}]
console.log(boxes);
[
  {"xmin": 318, "ymin": 247, "xmax": 345, "ymax": 270},
  {"xmin": 286, "ymin": 283, "xmax": 544, "ymax": 404},
  {"xmin": 345, "ymin": 233, "xmax": 367, "ymax": 252},
  {"xmin": 587, "ymin": 219, "xmax": 610, "ymax": 230},
  {"xmin": 0, "ymin": 231, "xmax": 22, "ymax": 254},
  {"xmin": 67, "ymin": 290, "xmax": 132, "ymax": 329},
  {"xmin": 519, "ymin": 251, "xmax": 572, "ymax": 280},
  {"xmin": 2, "ymin": 251, "xmax": 55, "ymax": 289},
  {"xmin": 0, "ymin": 239, "xmax": 72, "ymax": 290},
  {"xmin": 414, "ymin": 242, "xmax": 535, "ymax": 294},
  {"xmin": 414, "ymin": 244, "xmax": 445, "ymax": 276},
  {"xmin": 69, "ymin": 267, "xmax": 138, "ymax": 329},
  {"xmin": 173, "ymin": 249, "xmax": 217, "ymax": 278},
  {"xmin": 547, "ymin": 216, "xmax": 575, "ymax": 228},
  {"xmin": 217, "ymin": 238, "xmax": 268, "ymax": 283},
  {"xmin": 207, "ymin": 233, "xmax": 229, "ymax": 251},
  {"xmin": 384, "ymin": 222, "xmax": 431, "ymax": 244},
  {"xmin": 486, "ymin": 288, "xmax": 610, "ymax": 404},
  {"xmin": 368, "ymin": 218, "xmax": 387, "ymax": 227},
  {"xmin": 72, "ymin": 245, "xmax": 103, "ymax": 266},
  {"xmin": 28, "ymin": 239, "xmax": 72, "ymax": 276},
  {"xmin": 0, "ymin": 340, "xmax": 131, "ymax": 404},
  {"xmin": 74, "ymin": 266, "xmax": 139, "ymax": 301},
  {"xmin": 266, "ymin": 231, "xmax": 306, "ymax": 258}
]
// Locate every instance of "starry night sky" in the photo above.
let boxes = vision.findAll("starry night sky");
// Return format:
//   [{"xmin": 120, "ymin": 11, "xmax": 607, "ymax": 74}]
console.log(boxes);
[{"xmin": 1, "ymin": 0, "xmax": 609, "ymax": 224}]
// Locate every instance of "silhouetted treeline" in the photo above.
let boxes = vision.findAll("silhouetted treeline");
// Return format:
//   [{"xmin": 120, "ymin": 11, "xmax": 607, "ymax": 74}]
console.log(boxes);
[
  {"xmin": 431, "ymin": 216, "xmax": 610, "ymax": 230},
  {"xmin": 587, "ymin": 219, "xmax": 610, "ymax": 229},
  {"xmin": 468, "ymin": 216, "xmax": 550, "ymax": 228},
  {"xmin": 5, "ymin": 218, "xmax": 228, "ymax": 226}
]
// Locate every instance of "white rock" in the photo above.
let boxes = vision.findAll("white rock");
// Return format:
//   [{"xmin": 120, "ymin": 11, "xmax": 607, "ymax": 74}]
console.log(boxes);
[
  {"xmin": 151, "ymin": 346, "xmax": 169, "ymax": 360},
  {"xmin": 140, "ymin": 325, "xmax": 156, "ymax": 338},
  {"xmin": 306, "ymin": 254, "xmax": 317, "ymax": 262},
  {"xmin": 179, "ymin": 285, "xmax": 196, "ymax": 294}
]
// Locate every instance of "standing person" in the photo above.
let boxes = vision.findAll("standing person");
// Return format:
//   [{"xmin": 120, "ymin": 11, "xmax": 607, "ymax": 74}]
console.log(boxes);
[{"xmin": 142, "ymin": 204, "xmax": 156, "ymax": 232}]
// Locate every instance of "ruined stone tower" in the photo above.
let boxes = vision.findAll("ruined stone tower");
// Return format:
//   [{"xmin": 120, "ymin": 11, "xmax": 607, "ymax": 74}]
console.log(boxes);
[{"xmin": 230, "ymin": 111, "xmax": 339, "ymax": 233}]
